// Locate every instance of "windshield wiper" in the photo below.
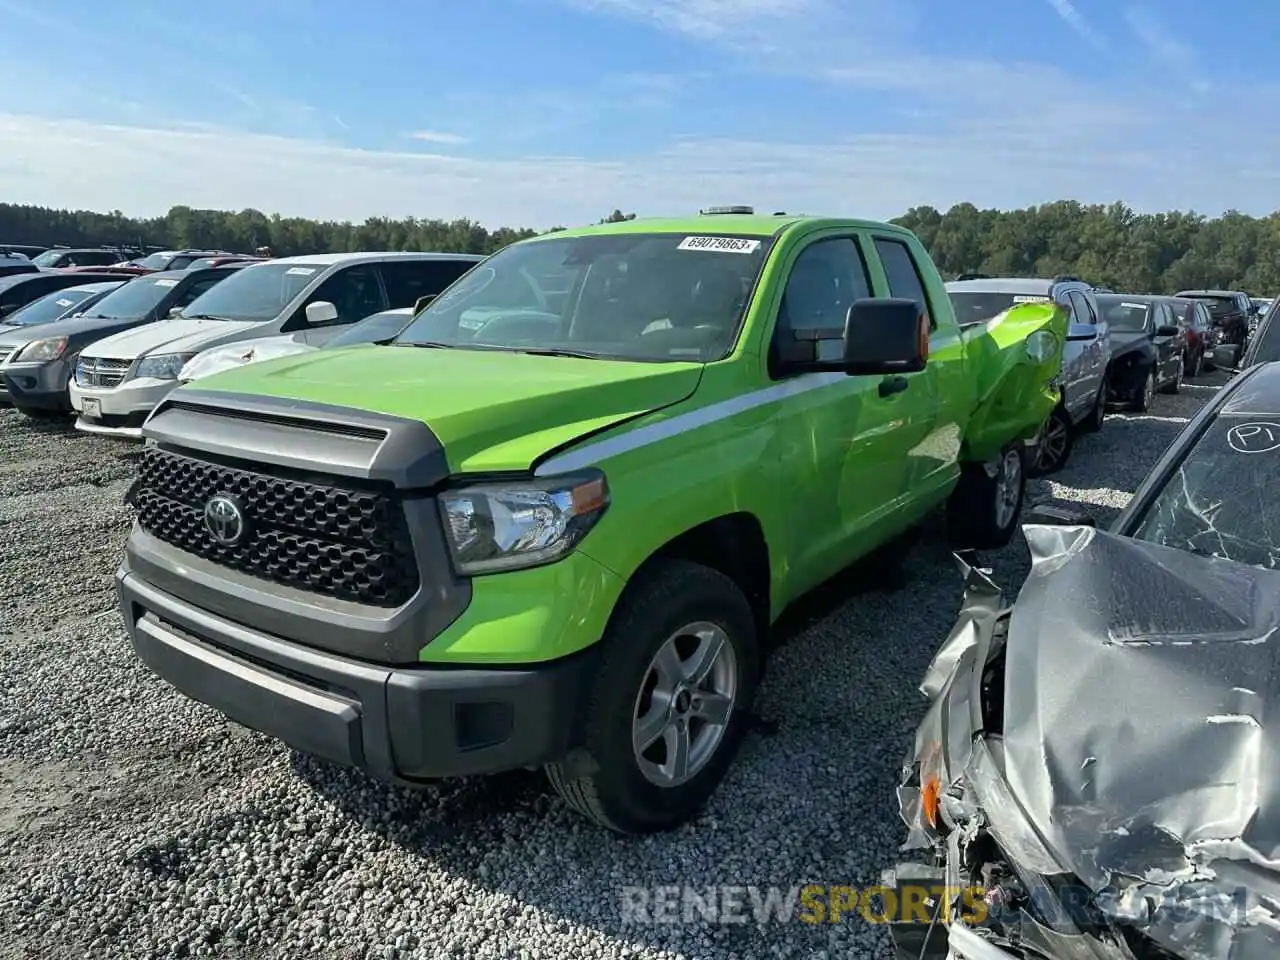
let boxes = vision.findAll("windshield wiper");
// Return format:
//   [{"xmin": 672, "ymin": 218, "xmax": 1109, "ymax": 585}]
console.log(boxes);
[
  {"xmin": 512, "ymin": 347, "xmax": 599, "ymax": 359},
  {"xmin": 185, "ymin": 313, "xmax": 237, "ymax": 322}
]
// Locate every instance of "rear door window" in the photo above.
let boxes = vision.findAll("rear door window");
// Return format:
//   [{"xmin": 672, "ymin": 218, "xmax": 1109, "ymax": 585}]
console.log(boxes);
[{"xmin": 873, "ymin": 237, "xmax": 935, "ymax": 329}]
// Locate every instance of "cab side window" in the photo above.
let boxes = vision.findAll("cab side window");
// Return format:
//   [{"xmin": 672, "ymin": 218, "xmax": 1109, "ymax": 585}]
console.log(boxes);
[
  {"xmin": 287, "ymin": 265, "xmax": 385, "ymax": 329},
  {"xmin": 769, "ymin": 238, "xmax": 871, "ymax": 378},
  {"xmin": 873, "ymin": 238, "xmax": 935, "ymax": 330},
  {"xmin": 174, "ymin": 275, "xmax": 224, "ymax": 309}
]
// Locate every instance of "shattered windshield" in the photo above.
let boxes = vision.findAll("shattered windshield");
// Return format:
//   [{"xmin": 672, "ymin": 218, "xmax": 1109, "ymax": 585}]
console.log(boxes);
[
  {"xmin": 1130, "ymin": 417, "xmax": 1280, "ymax": 569},
  {"xmin": 393, "ymin": 232, "xmax": 770, "ymax": 362}
]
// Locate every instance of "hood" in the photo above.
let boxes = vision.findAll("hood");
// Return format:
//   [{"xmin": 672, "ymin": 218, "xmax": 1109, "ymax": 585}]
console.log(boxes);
[
  {"xmin": 180, "ymin": 333, "xmax": 311, "ymax": 382},
  {"xmin": 82, "ymin": 315, "xmax": 265, "ymax": 359},
  {"xmin": 925, "ymin": 526, "xmax": 1279, "ymax": 959},
  {"xmin": 1109, "ymin": 330, "xmax": 1153, "ymax": 358},
  {"xmin": 0, "ymin": 313, "xmax": 158, "ymax": 352},
  {"xmin": 191, "ymin": 345, "xmax": 704, "ymax": 473}
]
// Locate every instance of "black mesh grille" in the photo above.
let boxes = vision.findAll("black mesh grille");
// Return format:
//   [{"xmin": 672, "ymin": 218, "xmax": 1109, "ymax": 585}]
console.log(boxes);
[{"xmin": 133, "ymin": 446, "xmax": 419, "ymax": 606}]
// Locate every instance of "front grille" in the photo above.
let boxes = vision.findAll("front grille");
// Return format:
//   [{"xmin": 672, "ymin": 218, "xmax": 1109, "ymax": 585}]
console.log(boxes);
[
  {"xmin": 76, "ymin": 356, "xmax": 132, "ymax": 388},
  {"xmin": 132, "ymin": 447, "xmax": 420, "ymax": 606}
]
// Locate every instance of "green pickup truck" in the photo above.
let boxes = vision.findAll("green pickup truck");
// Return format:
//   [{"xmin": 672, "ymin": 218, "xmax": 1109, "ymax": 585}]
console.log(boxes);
[{"xmin": 119, "ymin": 210, "xmax": 1065, "ymax": 833}]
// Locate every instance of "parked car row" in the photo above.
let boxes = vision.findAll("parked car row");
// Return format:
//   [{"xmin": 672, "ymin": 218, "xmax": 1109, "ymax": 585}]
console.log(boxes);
[
  {"xmin": 945, "ymin": 277, "xmax": 1208, "ymax": 477},
  {"xmin": 0, "ymin": 252, "xmax": 482, "ymax": 427}
]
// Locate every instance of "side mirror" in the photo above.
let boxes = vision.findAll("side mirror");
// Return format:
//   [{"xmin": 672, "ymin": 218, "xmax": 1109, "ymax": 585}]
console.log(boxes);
[
  {"xmin": 414, "ymin": 294, "xmax": 436, "ymax": 313},
  {"xmin": 787, "ymin": 297, "xmax": 927, "ymax": 376},
  {"xmin": 167, "ymin": 306, "xmax": 183, "ymax": 317},
  {"xmin": 1155, "ymin": 325, "xmax": 1180, "ymax": 338},
  {"xmin": 1025, "ymin": 504, "xmax": 1096, "ymax": 527},
  {"xmin": 305, "ymin": 300, "xmax": 339, "ymax": 325},
  {"xmin": 1066, "ymin": 322, "xmax": 1098, "ymax": 341}
]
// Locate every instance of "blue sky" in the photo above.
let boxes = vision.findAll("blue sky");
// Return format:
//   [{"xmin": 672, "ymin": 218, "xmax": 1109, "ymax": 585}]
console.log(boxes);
[{"xmin": 1, "ymin": 0, "xmax": 1275, "ymax": 229}]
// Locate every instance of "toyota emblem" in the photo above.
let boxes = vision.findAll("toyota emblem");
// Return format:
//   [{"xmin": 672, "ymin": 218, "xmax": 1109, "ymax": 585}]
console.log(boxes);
[{"xmin": 203, "ymin": 494, "xmax": 248, "ymax": 546}]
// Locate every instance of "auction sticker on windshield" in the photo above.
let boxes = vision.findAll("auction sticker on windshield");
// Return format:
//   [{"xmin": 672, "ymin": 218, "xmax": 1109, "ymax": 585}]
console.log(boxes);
[
  {"xmin": 286, "ymin": 267, "xmax": 316, "ymax": 276},
  {"xmin": 677, "ymin": 236, "xmax": 761, "ymax": 253},
  {"xmin": 154, "ymin": 279, "xmax": 179, "ymax": 287},
  {"xmin": 1012, "ymin": 295, "xmax": 1050, "ymax": 303}
]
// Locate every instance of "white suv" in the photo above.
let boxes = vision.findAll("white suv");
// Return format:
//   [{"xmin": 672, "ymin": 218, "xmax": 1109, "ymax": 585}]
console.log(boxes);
[{"xmin": 69, "ymin": 251, "xmax": 482, "ymax": 438}]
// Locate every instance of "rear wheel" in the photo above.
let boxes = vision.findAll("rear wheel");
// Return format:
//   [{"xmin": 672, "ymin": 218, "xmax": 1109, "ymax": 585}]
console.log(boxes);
[
  {"xmin": 545, "ymin": 560, "xmax": 760, "ymax": 834},
  {"xmin": 1187, "ymin": 348, "xmax": 1204, "ymax": 378},
  {"xmin": 1029, "ymin": 407, "xmax": 1073, "ymax": 476},
  {"xmin": 1132, "ymin": 367, "xmax": 1156, "ymax": 412},
  {"xmin": 1081, "ymin": 377, "xmax": 1108, "ymax": 434},
  {"xmin": 1161, "ymin": 358, "xmax": 1183, "ymax": 394},
  {"xmin": 947, "ymin": 442, "xmax": 1025, "ymax": 550}
]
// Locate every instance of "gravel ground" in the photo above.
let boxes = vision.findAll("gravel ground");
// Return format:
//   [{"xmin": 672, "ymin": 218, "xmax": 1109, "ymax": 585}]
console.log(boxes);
[{"xmin": 0, "ymin": 372, "xmax": 1228, "ymax": 960}]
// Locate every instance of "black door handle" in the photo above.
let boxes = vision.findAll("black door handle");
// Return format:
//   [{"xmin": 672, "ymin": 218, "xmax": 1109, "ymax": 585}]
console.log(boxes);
[{"xmin": 879, "ymin": 375, "xmax": 909, "ymax": 398}]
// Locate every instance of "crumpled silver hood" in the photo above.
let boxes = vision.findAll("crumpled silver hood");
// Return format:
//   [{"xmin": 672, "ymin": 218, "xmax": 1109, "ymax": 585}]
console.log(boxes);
[{"xmin": 983, "ymin": 525, "xmax": 1280, "ymax": 957}]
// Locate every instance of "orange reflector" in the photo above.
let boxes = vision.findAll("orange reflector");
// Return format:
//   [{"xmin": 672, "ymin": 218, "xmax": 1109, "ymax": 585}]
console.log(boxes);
[{"xmin": 921, "ymin": 775, "xmax": 942, "ymax": 829}]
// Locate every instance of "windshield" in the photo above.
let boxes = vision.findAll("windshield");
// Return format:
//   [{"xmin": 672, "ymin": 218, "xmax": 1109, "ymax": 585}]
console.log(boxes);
[
  {"xmin": 1187, "ymin": 295, "xmax": 1236, "ymax": 316},
  {"xmin": 1131, "ymin": 416, "xmax": 1280, "ymax": 570},
  {"xmin": 136, "ymin": 253, "xmax": 177, "ymax": 270},
  {"xmin": 82, "ymin": 275, "xmax": 181, "ymax": 319},
  {"xmin": 3, "ymin": 287, "xmax": 103, "ymax": 326},
  {"xmin": 29, "ymin": 250, "xmax": 65, "ymax": 267},
  {"xmin": 180, "ymin": 262, "xmax": 323, "ymax": 321},
  {"xmin": 1097, "ymin": 297, "xmax": 1151, "ymax": 332},
  {"xmin": 393, "ymin": 233, "xmax": 770, "ymax": 362},
  {"xmin": 948, "ymin": 291, "xmax": 1051, "ymax": 326},
  {"xmin": 327, "ymin": 311, "xmax": 411, "ymax": 348}
]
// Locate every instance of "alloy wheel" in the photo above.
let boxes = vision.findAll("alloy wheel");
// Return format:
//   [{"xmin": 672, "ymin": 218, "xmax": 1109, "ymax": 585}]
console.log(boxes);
[
  {"xmin": 994, "ymin": 448, "xmax": 1023, "ymax": 531},
  {"xmin": 632, "ymin": 621, "xmax": 738, "ymax": 788},
  {"xmin": 1033, "ymin": 413, "xmax": 1069, "ymax": 474}
]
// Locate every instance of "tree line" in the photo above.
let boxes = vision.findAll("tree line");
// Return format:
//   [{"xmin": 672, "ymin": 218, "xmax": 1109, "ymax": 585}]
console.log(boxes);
[{"xmin": 3, "ymin": 200, "xmax": 1276, "ymax": 294}]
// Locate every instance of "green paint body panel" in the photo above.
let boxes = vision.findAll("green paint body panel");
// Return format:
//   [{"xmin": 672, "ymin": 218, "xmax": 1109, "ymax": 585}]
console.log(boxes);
[{"xmin": 185, "ymin": 216, "xmax": 1064, "ymax": 665}]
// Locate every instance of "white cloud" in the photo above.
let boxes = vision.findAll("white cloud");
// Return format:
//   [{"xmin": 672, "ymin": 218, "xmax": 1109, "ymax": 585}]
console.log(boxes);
[
  {"xmin": 3, "ymin": 109, "xmax": 1277, "ymax": 233},
  {"xmin": 1123, "ymin": 6, "xmax": 1193, "ymax": 63},
  {"xmin": 1044, "ymin": 0, "xmax": 1108, "ymax": 49},
  {"xmin": 407, "ymin": 130, "xmax": 471, "ymax": 145}
]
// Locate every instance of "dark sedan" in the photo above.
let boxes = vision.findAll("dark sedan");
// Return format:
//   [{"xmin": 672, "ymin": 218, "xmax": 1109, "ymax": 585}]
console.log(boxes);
[
  {"xmin": 1096, "ymin": 294, "xmax": 1186, "ymax": 411},
  {"xmin": 888, "ymin": 360, "xmax": 1280, "ymax": 960},
  {"xmin": 0, "ymin": 264, "xmax": 243, "ymax": 417},
  {"xmin": 1167, "ymin": 296, "xmax": 1219, "ymax": 375},
  {"xmin": 0, "ymin": 270, "xmax": 132, "ymax": 320}
]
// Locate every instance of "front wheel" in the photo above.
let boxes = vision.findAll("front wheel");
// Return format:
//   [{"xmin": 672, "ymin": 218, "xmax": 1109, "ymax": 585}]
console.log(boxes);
[
  {"xmin": 947, "ymin": 442, "xmax": 1025, "ymax": 550},
  {"xmin": 545, "ymin": 560, "xmax": 760, "ymax": 834}
]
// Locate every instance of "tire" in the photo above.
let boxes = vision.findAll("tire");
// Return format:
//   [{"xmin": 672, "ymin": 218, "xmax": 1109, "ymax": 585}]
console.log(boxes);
[
  {"xmin": 545, "ymin": 559, "xmax": 760, "ymax": 834},
  {"xmin": 1132, "ymin": 367, "xmax": 1156, "ymax": 412},
  {"xmin": 1187, "ymin": 349, "xmax": 1204, "ymax": 378},
  {"xmin": 1081, "ymin": 377, "xmax": 1108, "ymax": 434},
  {"xmin": 1161, "ymin": 358, "xmax": 1183, "ymax": 394},
  {"xmin": 946, "ymin": 442, "xmax": 1025, "ymax": 550},
  {"xmin": 16, "ymin": 407, "xmax": 62, "ymax": 420},
  {"xmin": 1029, "ymin": 407, "xmax": 1073, "ymax": 477}
]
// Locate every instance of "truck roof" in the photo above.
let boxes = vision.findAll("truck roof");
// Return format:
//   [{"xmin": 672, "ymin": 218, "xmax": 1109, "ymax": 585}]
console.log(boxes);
[
  {"xmin": 946, "ymin": 278, "xmax": 1060, "ymax": 295},
  {"xmin": 538, "ymin": 214, "xmax": 915, "ymax": 241}
]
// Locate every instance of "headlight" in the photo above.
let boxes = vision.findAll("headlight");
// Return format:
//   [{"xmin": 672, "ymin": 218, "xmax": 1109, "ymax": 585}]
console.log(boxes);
[
  {"xmin": 14, "ymin": 336, "xmax": 68, "ymax": 362},
  {"xmin": 1025, "ymin": 329, "xmax": 1058, "ymax": 364},
  {"xmin": 135, "ymin": 353, "xmax": 196, "ymax": 380},
  {"xmin": 439, "ymin": 471, "xmax": 609, "ymax": 575}
]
